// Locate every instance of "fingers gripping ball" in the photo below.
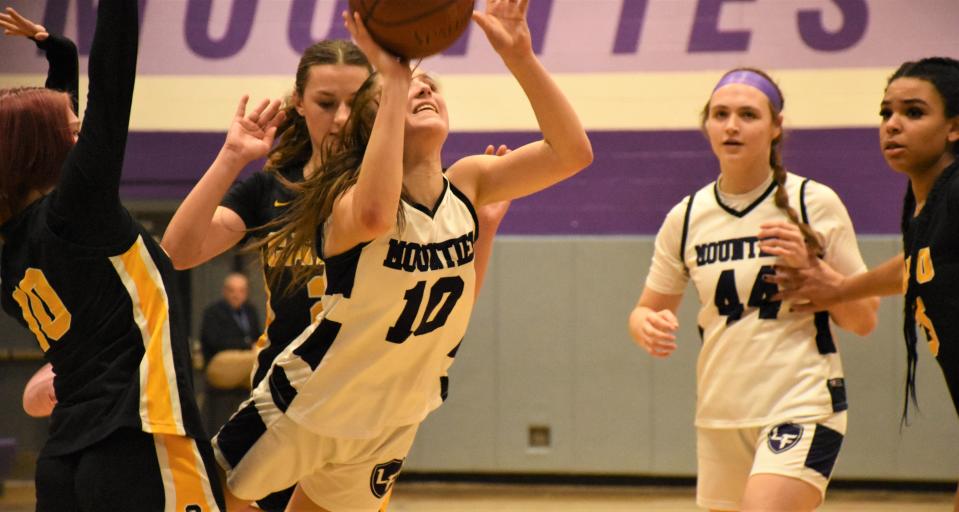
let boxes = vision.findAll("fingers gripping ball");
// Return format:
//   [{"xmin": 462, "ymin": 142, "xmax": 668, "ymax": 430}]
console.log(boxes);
[{"xmin": 349, "ymin": 0, "xmax": 475, "ymax": 59}]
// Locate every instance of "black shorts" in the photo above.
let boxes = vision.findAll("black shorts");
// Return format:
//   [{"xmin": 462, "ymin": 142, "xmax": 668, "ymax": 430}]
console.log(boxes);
[{"xmin": 36, "ymin": 428, "xmax": 225, "ymax": 512}]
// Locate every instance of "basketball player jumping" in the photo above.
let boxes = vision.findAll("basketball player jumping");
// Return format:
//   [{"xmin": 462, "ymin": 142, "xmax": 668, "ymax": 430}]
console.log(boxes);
[{"xmin": 210, "ymin": 1, "xmax": 593, "ymax": 510}]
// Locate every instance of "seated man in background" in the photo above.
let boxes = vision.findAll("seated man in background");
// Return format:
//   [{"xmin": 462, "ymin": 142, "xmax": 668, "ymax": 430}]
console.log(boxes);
[{"xmin": 200, "ymin": 272, "xmax": 261, "ymax": 433}]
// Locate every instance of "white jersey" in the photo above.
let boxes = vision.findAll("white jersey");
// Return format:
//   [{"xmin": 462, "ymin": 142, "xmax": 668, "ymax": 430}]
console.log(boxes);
[
  {"xmin": 259, "ymin": 178, "xmax": 477, "ymax": 439},
  {"xmin": 646, "ymin": 172, "xmax": 866, "ymax": 428}
]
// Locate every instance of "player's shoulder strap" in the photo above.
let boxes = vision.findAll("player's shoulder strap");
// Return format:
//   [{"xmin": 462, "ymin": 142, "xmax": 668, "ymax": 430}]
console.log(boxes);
[
  {"xmin": 799, "ymin": 177, "xmax": 812, "ymax": 226},
  {"xmin": 679, "ymin": 191, "xmax": 697, "ymax": 275}
]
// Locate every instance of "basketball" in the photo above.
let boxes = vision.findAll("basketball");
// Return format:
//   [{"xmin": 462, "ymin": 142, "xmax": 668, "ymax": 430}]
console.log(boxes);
[{"xmin": 349, "ymin": 0, "xmax": 475, "ymax": 59}]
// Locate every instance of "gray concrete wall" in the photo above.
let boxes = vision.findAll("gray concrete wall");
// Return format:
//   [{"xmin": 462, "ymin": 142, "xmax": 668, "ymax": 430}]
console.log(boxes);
[{"xmin": 407, "ymin": 236, "xmax": 959, "ymax": 481}]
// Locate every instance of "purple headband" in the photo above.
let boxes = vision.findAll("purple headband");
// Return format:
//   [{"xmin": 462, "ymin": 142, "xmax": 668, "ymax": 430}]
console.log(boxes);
[{"xmin": 712, "ymin": 70, "xmax": 783, "ymax": 113}]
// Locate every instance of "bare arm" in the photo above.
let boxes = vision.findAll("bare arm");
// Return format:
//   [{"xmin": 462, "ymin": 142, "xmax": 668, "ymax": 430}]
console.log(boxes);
[
  {"xmin": 628, "ymin": 288, "xmax": 683, "ymax": 358},
  {"xmin": 325, "ymin": 13, "xmax": 411, "ymax": 256},
  {"xmin": 760, "ymin": 220, "xmax": 881, "ymax": 336},
  {"xmin": 775, "ymin": 253, "xmax": 903, "ymax": 311},
  {"xmin": 473, "ymin": 199, "xmax": 510, "ymax": 298},
  {"xmin": 161, "ymin": 96, "xmax": 283, "ymax": 269},
  {"xmin": 447, "ymin": 0, "xmax": 593, "ymax": 207}
]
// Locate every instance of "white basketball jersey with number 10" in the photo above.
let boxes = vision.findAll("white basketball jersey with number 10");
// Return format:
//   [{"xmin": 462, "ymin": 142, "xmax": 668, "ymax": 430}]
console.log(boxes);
[
  {"xmin": 682, "ymin": 174, "xmax": 850, "ymax": 429},
  {"xmin": 277, "ymin": 178, "xmax": 477, "ymax": 439}
]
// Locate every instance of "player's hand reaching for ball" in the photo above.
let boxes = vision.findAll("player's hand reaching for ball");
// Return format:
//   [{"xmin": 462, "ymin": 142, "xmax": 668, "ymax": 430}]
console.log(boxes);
[
  {"xmin": 631, "ymin": 308, "xmax": 679, "ymax": 359},
  {"xmin": 473, "ymin": 0, "xmax": 533, "ymax": 62},
  {"xmin": 343, "ymin": 10, "xmax": 410, "ymax": 83}
]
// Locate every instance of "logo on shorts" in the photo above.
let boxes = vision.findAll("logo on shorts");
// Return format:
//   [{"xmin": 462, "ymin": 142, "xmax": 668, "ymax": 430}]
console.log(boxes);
[
  {"xmin": 370, "ymin": 458, "xmax": 404, "ymax": 498},
  {"xmin": 768, "ymin": 423, "xmax": 804, "ymax": 453}
]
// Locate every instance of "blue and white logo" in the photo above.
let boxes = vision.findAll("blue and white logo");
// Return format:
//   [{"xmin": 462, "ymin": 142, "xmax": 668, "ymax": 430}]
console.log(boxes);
[
  {"xmin": 767, "ymin": 423, "xmax": 804, "ymax": 453},
  {"xmin": 370, "ymin": 458, "xmax": 404, "ymax": 498}
]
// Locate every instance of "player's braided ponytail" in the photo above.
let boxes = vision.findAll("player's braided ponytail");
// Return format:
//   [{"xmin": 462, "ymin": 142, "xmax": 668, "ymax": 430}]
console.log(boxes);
[{"xmin": 770, "ymin": 137, "xmax": 824, "ymax": 258}]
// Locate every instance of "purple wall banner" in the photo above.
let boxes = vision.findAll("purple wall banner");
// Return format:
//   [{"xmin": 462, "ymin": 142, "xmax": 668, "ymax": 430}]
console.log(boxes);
[
  {"xmin": 121, "ymin": 128, "xmax": 901, "ymax": 235},
  {"xmin": 3, "ymin": 0, "xmax": 957, "ymax": 75}
]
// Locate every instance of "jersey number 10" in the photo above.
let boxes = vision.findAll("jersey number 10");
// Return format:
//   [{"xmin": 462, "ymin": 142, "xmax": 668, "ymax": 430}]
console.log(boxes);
[
  {"xmin": 11, "ymin": 268, "xmax": 72, "ymax": 351},
  {"xmin": 386, "ymin": 276, "xmax": 465, "ymax": 344}
]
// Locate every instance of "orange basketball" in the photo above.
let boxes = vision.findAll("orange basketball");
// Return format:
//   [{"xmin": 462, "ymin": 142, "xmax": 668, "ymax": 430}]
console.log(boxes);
[{"xmin": 349, "ymin": 0, "xmax": 475, "ymax": 59}]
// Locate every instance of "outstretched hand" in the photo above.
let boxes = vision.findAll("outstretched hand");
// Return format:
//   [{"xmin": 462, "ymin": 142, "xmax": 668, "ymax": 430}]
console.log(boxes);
[
  {"xmin": 0, "ymin": 7, "xmax": 49, "ymax": 41},
  {"xmin": 472, "ymin": 0, "xmax": 533, "ymax": 61},
  {"xmin": 222, "ymin": 96, "xmax": 285, "ymax": 164}
]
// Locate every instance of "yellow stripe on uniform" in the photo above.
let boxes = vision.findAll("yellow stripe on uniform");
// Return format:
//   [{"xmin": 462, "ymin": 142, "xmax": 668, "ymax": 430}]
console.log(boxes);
[
  {"xmin": 110, "ymin": 236, "xmax": 185, "ymax": 435},
  {"xmin": 153, "ymin": 434, "xmax": 221, "ymax": 512}
]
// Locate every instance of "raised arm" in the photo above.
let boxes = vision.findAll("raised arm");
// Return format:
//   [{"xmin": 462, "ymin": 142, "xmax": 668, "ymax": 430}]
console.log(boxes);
[
  {"xmin": 323, "ymin": 13, "xmax": 411, "ymax": 256},
  {"xmin": 48, "ymin": 0, "xmax": 138, "ymax": 242},
  {"xmin": 0, "ymin": 7, "xmax": 79, "ymax": 114},
  {"xmin": 37, "ymin": 34, "xmax": 79, "ymax": 115},
  {"xmin": 161, "ymin": 96, "xmax": 283, "ymax": 269},
  {"xmin": 446, "ymin": 0, "xmax": 593, "ymax": 207}
]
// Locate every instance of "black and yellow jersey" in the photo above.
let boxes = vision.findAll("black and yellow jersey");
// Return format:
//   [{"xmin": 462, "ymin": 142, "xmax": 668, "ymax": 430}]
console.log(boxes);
[
  {"xmin": 0, "ymin": 0, "xmax": 205, "ymax": 456},
  {"xmin": 221, "ymin": 165, "xmax": 325, "ymax": 387},
  {"xmin": 903, "ymin": 160, "xmax": 959, "ymax": 417}
]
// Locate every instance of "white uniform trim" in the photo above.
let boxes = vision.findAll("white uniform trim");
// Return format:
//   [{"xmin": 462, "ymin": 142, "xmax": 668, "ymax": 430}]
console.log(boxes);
[{"xmin": 109, "ymin": 235, "xmax": 186, "ymax": 436}]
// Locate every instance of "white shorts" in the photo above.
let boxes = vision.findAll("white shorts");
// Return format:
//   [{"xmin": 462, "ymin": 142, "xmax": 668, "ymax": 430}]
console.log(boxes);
[
  {"xmin": 213, "ymin": 408, "xmax": 418, "ymax": 512},
  {"xmin": 696, "ymin": 411, "xmax": 847, "ymax": 511}
]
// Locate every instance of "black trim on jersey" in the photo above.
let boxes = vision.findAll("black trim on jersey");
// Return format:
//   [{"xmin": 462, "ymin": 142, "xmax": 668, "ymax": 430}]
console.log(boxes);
[
  {"xmin": 449, "ymin": 181, "xmax": 480, "ymax": 243},
  {"xmin": 804, "ymin": 423, "xmax": 844, "ymax": 478},
  {"xmin": 440, "ymin": 376, "xmax": 450, "ymax": 401},
  {"xmin": 814, "ymin": 311, "xmax": 836, "ymax": 354},
  {"xmin": 447, "ymin": 339, "xmax": 462, "ymax": 358},
  {"xmin": 318, "ymin": 223, "xmax": 370, "ymax": 298},
  {"xmin": 256, "ymin": 488, "xmax": 295, "ymax": 512},
  {"xmin": 712, "ymin": 180, "xmax": 778, "ymax": 218},
  {"xmin": 680, "ymin": 193, "xmax": 695, "ymax": 273},
  {"xmin": 828, "ymin": 378, "xmax": 848, "ymax": 412},
  {"xmin": 799, "ymin": 178, "xmax": 811, "ymax": 224},
  {"xmin": 292, "ymin": 319, "xmax": 342, "ymax": 371},
  {"xmin": 404, "ymin": 178, "xmax": 449, "ymax": 218},
  {"xmin": 268, "ymin": 366, "xmax": 298, "ymax": 413},
  {"xmin": 216, "ymin": 402, "xmax": 268, "ymax": 468}
]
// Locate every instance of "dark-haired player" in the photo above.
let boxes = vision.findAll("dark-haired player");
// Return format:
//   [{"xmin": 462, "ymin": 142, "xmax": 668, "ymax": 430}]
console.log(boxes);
[{"xmin": 776, "ymin": 57, "xmax": 959, "ymax": 511}]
